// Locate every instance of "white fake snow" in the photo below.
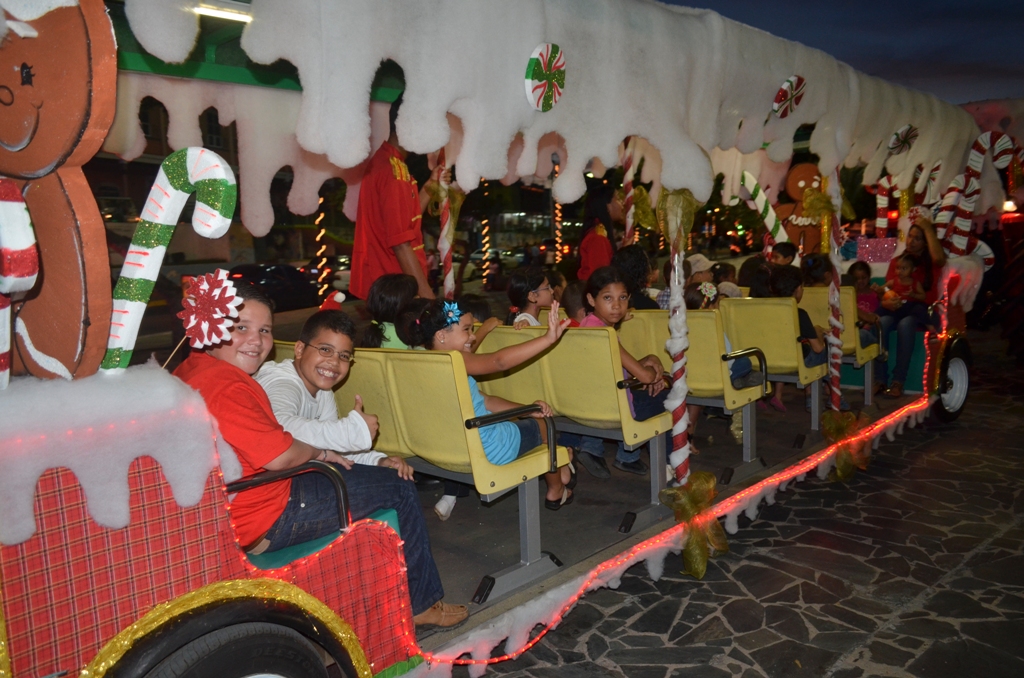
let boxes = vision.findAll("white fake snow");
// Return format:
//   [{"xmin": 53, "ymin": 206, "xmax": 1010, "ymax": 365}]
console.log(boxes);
[
  {"xmin": 119, "ymin": 0, "xmax": 998, "ymax": 230},
  {"xmin": 0, "ymin": 362, "xmax": 240, "ymax": 545}
]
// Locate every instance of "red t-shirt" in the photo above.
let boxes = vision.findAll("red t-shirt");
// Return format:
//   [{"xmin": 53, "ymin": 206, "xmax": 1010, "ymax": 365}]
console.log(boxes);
[
  {"xmin": 577, "ymin": 228, "xmax": 614, "ymax": 281},
  {"xmin": 350, "ymin": 141, "xmax": 428, "ymax": 299},
  {"xmin": 174, "ymin": 352, "xmax": 293, "ymax": 547},
  {"xmin": 885, "ymin": 257, "xmax": 943, "ymax": 304}
]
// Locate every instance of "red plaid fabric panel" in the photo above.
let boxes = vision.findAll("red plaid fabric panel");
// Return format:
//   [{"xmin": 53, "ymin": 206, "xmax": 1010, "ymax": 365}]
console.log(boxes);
[
  {"xmin": 0, "ymin": 458, "xmax": 234, "ymax": 676},
  {"xmin": 2, "ymin": 459, "xmax": 417, "ymax": 676},
  {"xmin": 231, "ymin": 519, "xmax": 419, "ymax": 673}
]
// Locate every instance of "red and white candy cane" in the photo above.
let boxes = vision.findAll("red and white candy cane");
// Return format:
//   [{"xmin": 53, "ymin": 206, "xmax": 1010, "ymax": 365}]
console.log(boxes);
[
  {"xmin": 664, "ymin": 250, "xmax": 692, "ymax": 485},
  {"xmin": 933, "ymin": 174, "xmax": 964, "ymax": 241},
  {"xmin": 740, "ymin": 171, "xmax": 789, "ymax": 256},
  {"xmin": 436, "ymin": 149, "xmax": 455, "ymax": 300},
  {"xmin": 964, "ymin": 131, "xmax": 1015, "ymax": 180},
  {"xmin": 0, "ymin": 179, "xmax": 39, "ymax": 389},
  {"xmin": 875, "ymin": 175, "xmax": 896, "ymax": 234},
  {"xmin": 824, "ymin": 171, "xmax": 845, "ymax": 412},
  {"xmin": 943, "ymin": 176, "xmax": 995, "ymax": 271},
  {"xmin": 621, "ymin": 137, "xmax": 637, "ymax": 246}
]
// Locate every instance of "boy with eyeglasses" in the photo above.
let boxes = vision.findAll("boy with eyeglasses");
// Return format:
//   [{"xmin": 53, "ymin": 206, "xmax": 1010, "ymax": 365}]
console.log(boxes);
[{"xmin": 255, "ymin": 309, "xmax": 412, "ymax": 479}]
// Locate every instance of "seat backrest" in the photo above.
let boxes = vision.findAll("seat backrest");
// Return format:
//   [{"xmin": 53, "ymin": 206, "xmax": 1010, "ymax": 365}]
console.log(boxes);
[
  {"xmin": 738, "ymin": 286, "xmax": 750, "ymax": 297},
  {"xmin": 798, "ymin": 287, "xmax": 831, "ymax": 332},
  {"xmin": 477, "ymin": 326, "xmax": 664, "ymax": 441},
  {"xmin": 838, "ymin": 287, "xmax": 857, "ymax": 354},
  {"xmin": 273, "ymin": 340, "xmax": 296, "ymax": 361},
  {"xmin": 618, "ymin": 310, "xmax": 671, "ymax": 372},
  {"xmin": 537, "ymin": 307, "xmax": 569, "ymax": 325},
  {"xmin": 685, "ymin": 310, "xmax": 728, "ymax": 395},
  {"xmin": 720, "ymin": 297, "xmax": 801, "ymax": 373}
]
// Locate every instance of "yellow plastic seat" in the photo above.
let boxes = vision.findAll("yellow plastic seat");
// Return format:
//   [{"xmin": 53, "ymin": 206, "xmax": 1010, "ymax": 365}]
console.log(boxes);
[
  {"xmin": 797, "ymin": 287, "xmax": 882, "ymax": 404},
  {"xmin": 618, "ymin": 310, "xmax": 768, "ymax": 470},
  {"xmin": 477, "ymin": 325, "xmax": 671, "ymax": 530},
  {"xmin": 738, "ymin": 286, "xmax": 750, "ymax": 297},
  {"xmin": 720, "ymin": 297, "xmax": 828, "ymax": 430}
]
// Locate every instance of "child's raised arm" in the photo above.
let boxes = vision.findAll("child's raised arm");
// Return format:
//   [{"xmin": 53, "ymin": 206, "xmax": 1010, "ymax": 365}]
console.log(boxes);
[{"xmin": 463, "ymin": 301, "xmax": 570, "ymax": 376}]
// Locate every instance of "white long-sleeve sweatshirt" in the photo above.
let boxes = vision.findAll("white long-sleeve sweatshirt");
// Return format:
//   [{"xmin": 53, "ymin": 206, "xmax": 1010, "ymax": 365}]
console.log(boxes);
[{"xmin": 254, "ymin": 359, "xmax": 386, "ymax": 467}]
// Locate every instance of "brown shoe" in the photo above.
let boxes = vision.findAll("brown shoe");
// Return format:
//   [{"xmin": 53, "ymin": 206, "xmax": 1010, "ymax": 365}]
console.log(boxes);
[
  {"xmin": 873, "ymin": 381, "xmax": 887, "ymax": 396},
  {"xmin": 884, "ymin": 381, "xmax": 904, "ymax": 398},
  {"xmin": 413, "ymin": 600, "xmax": 469, "ymax": 629}
]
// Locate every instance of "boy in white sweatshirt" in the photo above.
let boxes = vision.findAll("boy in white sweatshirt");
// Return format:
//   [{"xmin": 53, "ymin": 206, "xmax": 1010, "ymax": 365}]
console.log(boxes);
[{"xmin": 255, "ymin": 310, "xmax": 413, "ymax": 479}]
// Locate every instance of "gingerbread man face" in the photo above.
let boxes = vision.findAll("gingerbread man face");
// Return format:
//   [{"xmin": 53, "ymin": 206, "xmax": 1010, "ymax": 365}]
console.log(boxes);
[
  {"xmin": 0, "ymin": 4, "xmax": 99, "ymax": 178},
  {"xmin": 784, "ymin": 163, "xmax": 821, "ymax": 203}
]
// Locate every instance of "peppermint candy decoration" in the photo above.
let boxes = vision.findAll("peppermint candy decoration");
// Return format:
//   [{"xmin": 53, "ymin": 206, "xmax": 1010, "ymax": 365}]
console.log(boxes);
[
  {"xmin": 888, "ymin": 124, "xmax": 919, "ymax": 155},
  {"xmin": 177, "ymin": 269, "xmax": 243, "ymax": 349},
  {"xmin": 771, "ymin": 75, "xmax": 806, "ymax": 118},
  {"xmin": 525, "ymin": 43, "xmax": 566, "ymax": 112}
]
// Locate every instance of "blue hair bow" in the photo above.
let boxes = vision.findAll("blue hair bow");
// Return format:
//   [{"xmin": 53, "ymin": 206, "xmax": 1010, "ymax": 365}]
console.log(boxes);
[{"xmin": 443, "ymin": 301, "xmax": 462, "ymax": 325}]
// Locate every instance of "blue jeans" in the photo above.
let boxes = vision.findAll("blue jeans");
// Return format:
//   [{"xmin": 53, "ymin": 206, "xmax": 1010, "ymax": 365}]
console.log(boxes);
[
  {"xmin": 860, "ymin": 326, "xmax": 879, "ymax": 348},
  {"xmin": 804, "ymin": 347, "xmax": 828, "ymax": 368},
  {"xmin": 262, "ymin": 463, "xmax": 444, "ymax": 616},
  {"xmin": 559, "ymin": 433, "xmax": 606, "ymax": 459},
  {"xmin": 878, "ymin": 313, "xmax": 921, "ymax": 384},
  {"xmin": 617, "ymin": 387, "xmax": 671, "ymax": 463},
  {"xmin": 730, "ymin": 356, "xmax": 752, "ymax": 381}
]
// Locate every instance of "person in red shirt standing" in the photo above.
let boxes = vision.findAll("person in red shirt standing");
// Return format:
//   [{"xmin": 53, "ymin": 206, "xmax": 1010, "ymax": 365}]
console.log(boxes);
[
  {"xmin": 173, "ymin": 284, "xmax": 467, "ymax": 628},
  {"xmin": 576, "ymin": 183, "xmax": 616, "ymax": 282},
  {"xmin": 350, "ymin": 94, "xmax": 442, "ymax": 300}
]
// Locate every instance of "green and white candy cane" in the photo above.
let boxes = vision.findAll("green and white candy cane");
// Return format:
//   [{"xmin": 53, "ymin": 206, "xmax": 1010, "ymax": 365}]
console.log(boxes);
[
  {"xmin": 101, "ymin": 148, "xmax": 237, "ymax": 371},
  {"xmin": 740, "ymin": 170, "xmax": 789, "ymax": 255}
]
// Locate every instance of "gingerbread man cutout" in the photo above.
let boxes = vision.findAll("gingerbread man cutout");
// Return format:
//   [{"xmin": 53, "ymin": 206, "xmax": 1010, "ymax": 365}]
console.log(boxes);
[
  {"xmin": 774, "ymin": 163, "xmax": 823, "ymax": 256},
  {"xmin": 0, "ymin": 0, "xmax": 116, "ymax": 380}
]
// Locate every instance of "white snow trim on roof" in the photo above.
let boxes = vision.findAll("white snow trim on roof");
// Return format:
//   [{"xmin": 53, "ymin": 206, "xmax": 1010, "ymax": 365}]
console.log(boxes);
[
  {"xmin": 122, "ymin": 0, "xmax": 983, "ymax": 212},
  {"xmin": 0, "ymin": 0, "xmax": 77, "ymax": 39},
  {"xmin": 0, "ymin": 363, "xmax": 238, "ymax": 545}
]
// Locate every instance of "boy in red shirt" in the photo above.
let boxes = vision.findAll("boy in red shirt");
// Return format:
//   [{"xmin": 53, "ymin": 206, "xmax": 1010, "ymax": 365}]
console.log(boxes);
[{"xmin": 174, "ymin": 285, "xmax": 466, "ymax": 628}]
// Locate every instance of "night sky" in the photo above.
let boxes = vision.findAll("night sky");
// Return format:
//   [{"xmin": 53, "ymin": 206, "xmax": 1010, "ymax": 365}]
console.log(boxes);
[{"xmin": 663, "ymin": 0, "xmax": 1024, "ymax": 104}]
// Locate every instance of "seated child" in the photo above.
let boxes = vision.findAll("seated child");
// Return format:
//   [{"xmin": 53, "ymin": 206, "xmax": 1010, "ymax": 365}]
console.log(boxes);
[
  {"xmin": 580, "ymin": 266, "xmax": 670, "ymax": 477},
  {"xmin": 256, "ymin": 310, "xmax": 412, "ymax": 479},
  {"xmin": 360, "ymin": 273, "xmax": 418, "ymax": 349},
  {"xmin": 406, "ymin": 299, "xmax": 577, "ymax": 510},
  {"xmin": 711, "ymin": 261, "xmax": 737, "ymax": 286},
  {"xmin": 849, "ymin": 260, "xmax": 882, "ymax": 347},
  {"xmin": 800, "ymin": 253, "xmax": 832, "ymax": 288},
  {"xmin": 561, "ymin": 279, "xmax": 588, "ymax": 327},
  {"xmin": 879, "ymin": 253, "xmax": 934, "ymax": 332},
  {"xmin": 506, "ymin": 267, "xmax": 555, "ymax": 327},
  {"xmin": 458, "ymin": 293, "xmax": 501, "ymax": 351},
  {"xmin": 173, "ymin": 284, "xmax": 466, "ymax": 628},
  {"xmin": 770, "ymin": 241, "xmax": 798, "ymax": 267},
  {"xmin": 612, "ymin": 245, "xmax": 660, "ymax": 310},
  {"xmin": 766, "ymin": 265, "xmax": 829, "ymax": 412},
  {"xmin": 749, "ymin": 262, "xmax": 774, "ymax": 298},
  {"xmin": 684, "ymin": 282, "xmax": 761, "ymax": 389},
  {"xmin": 685, "ymin": 253, "xmax": 714, "ymax": 285}
]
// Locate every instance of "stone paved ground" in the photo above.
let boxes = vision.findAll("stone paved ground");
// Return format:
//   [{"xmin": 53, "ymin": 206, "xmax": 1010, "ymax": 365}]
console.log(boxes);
[{"xmin": 469, "ymin": 329, "xmax": 1024, "ymax": 678}]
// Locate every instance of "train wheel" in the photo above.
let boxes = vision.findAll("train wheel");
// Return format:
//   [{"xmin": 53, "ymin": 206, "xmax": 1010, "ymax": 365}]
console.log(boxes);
[
  {"xmin": 934, "ymin": 342, "xmax": 969, "ymax": 422},
  {"xmin": 145, "ymin": 622, "xmax": 330, "ymax": 678}
]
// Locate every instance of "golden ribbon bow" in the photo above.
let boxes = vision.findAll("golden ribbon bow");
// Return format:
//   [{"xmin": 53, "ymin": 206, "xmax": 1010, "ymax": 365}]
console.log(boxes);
[
  {"xmin": 659, "ymin": 471, "xmax": 729, "ymax": 579},
  {"xmin": 632, "ymin": 185, "xmax": 658, "ymax": 231},
  {"xmin": 821, "ymin": 410, "xmax": 871, "ymax": 481},
  {"xmin": 425, "ymin": 181, "xmax": 467, "ymax": 230},
  {"xmin": 656, "ymin": 188, "xmax": 701, "ymax": 254}
]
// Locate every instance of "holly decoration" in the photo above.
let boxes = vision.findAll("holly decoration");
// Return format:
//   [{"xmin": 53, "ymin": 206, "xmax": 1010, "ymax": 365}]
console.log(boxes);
[
  {"xmin": 525, "ymin": 43, "xmax": 566, "ymax": 112},
  {"xmin": 177, "ymin": 269, "xmax": 243, "ymax": 348}
]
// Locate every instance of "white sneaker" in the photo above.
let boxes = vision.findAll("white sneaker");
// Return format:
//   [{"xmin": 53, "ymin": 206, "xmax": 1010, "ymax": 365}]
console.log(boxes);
[{"xmin": 434, "ymin": 495, "xmax": 457, "ymax": 521}]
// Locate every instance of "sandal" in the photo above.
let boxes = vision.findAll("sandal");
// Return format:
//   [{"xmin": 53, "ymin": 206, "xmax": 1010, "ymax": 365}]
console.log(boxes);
[
  {"xmin": 768, "ymin": 397, "xmax": 787, "ymax": 413},
  {"xmin": 565, "ymin": 461, "xmax": 578, "ymax": 491},
  {"xmin": 545, "ymin": 486, "xmax": 574, "ymax": 511}
]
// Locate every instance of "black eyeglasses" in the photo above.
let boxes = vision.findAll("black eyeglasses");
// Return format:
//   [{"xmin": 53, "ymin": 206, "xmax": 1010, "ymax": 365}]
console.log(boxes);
[{"xmin": 311, "ymin": 345, "xmax": 353, "ymax": 363}]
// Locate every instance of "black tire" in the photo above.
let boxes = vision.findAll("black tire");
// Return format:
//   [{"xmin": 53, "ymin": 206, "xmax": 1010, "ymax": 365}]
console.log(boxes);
[
  {"xmin": 934, "ymin": 341, "xmax": 970, "ymax": 422},
  {"xmin": 146, "ymin": 622, "xmax": 329, "ymax": 678}
]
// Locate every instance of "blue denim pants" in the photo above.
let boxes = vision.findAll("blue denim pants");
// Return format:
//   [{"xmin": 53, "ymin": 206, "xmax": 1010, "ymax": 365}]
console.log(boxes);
[
  {"xmin": 878, "ymin": 311, "xmax": 925, "ymax": 384},
  {"xmin": 262, "ymin": 463, "xmax": 444, "ymax": 616}
]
